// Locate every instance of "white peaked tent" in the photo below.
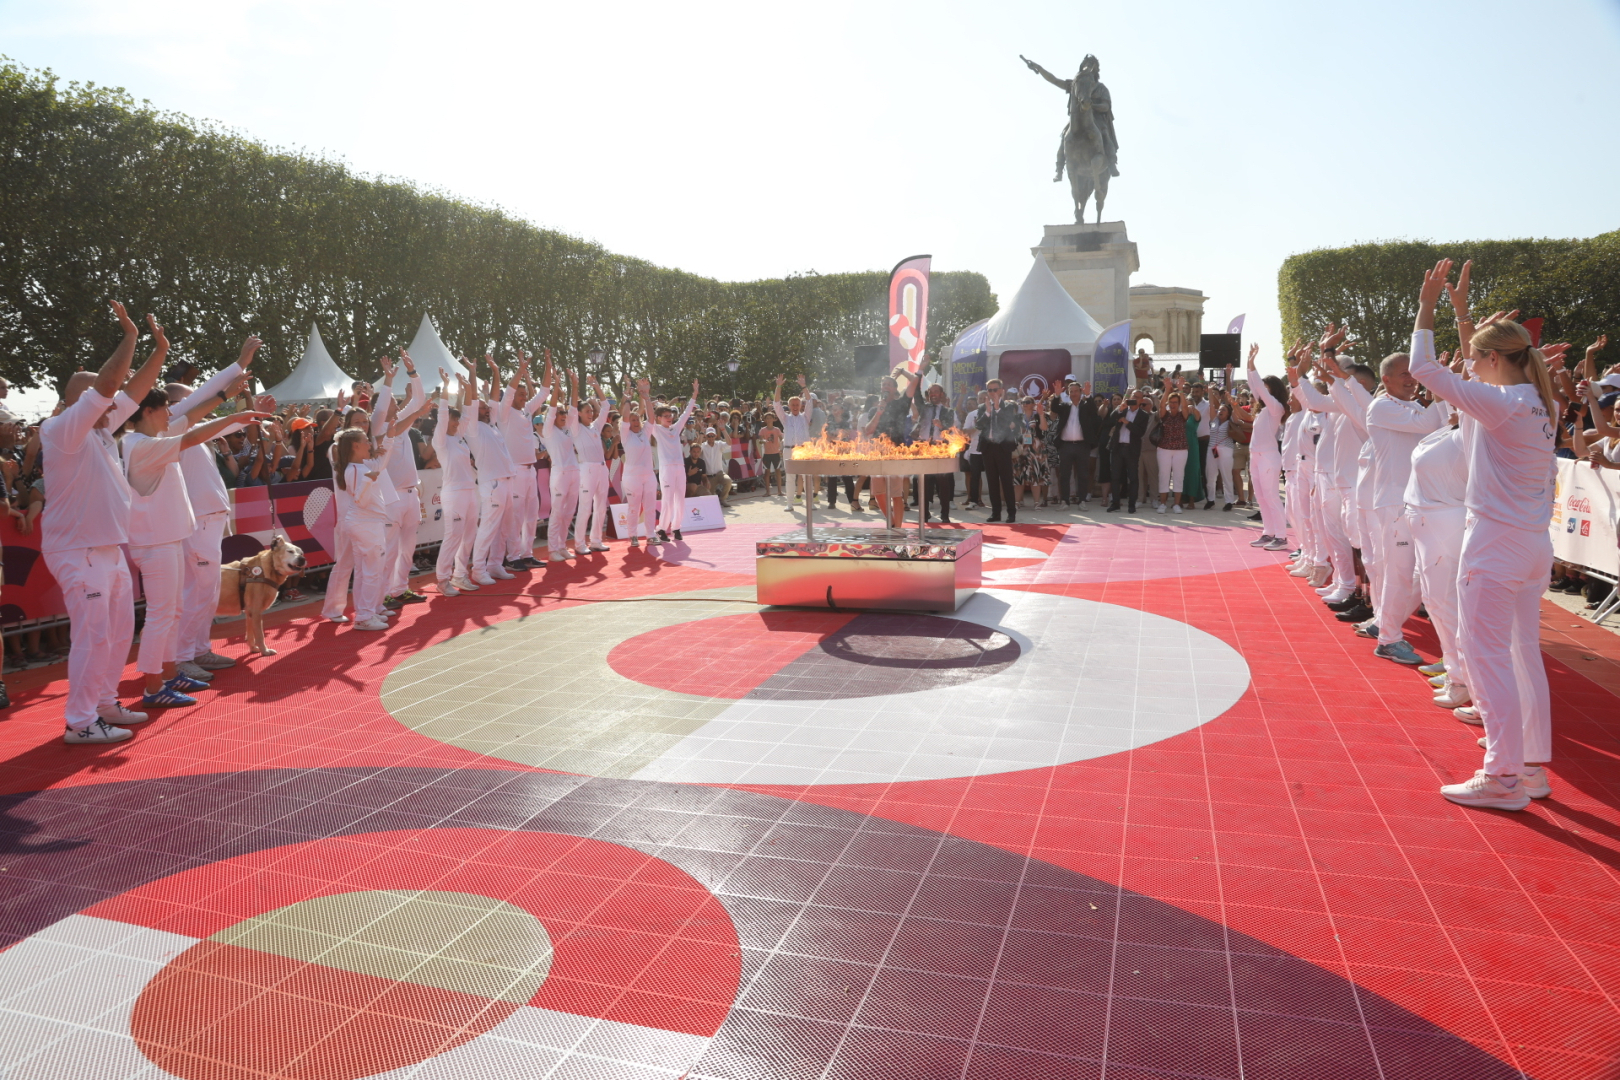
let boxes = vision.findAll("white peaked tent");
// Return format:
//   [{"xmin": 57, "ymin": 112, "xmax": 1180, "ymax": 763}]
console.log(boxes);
[
  {"xmin": 391, "ymin": 313, "xmax": 460, "ymax": 395},
  {"xmin": 263, "ymin": 323, "xmax": 358, "ymax": 403},
  {"xmin": 984, "ymin": 256, "xmax": 1105, "ymax": 381}
]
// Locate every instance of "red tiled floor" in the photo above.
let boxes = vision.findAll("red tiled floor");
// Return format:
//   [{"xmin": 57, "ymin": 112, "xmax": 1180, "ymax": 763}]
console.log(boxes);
[{"xmin": 0, "ymin": 523, "xmax": 1616, "ymax": 1078}]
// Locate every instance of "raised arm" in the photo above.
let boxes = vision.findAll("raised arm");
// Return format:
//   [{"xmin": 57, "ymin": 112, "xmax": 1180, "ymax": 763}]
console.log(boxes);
[
  {"xmin": 370, "ymin": 356, "xmax": 396, "ymax": 440},
  {"xmin": 1245, "ymin": 347, "xmax": 1283, "ymax": 422},
  {"xmin": 183, "ymin": 410, "xmax": 272, "ymax": 450},
  {"xmin": 93, "ymin": 301, "xmax": 141, "ymax": 401},
  {"xmin": 1021, "ymin": 55, "xmax": 1070, "ymax": 91}
]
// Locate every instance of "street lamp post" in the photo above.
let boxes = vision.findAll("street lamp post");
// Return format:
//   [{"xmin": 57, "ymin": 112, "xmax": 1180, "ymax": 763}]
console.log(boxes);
[
  {"xmin": 726, "ymin": 357, "xmax": 740, "ymax": 401},
  {"xmin": 589, "ymin": 347, "xmax": 606, "ymax": 399}
]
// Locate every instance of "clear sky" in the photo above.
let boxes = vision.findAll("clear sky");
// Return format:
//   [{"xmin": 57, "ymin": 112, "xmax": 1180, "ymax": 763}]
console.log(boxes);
[{"xmin": 2, "ymin": 0, "xmax": 1617, "ymax": 416}]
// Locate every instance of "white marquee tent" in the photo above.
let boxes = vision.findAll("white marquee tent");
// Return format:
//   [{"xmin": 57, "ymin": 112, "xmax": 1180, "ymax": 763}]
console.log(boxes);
[
  {"xmin": 263, "ymin": 323, "xmax": 357, "ymax": 403},
  {"xmin": 984, "ymin": 256, "xmax": 1105, "ymax": 382},
  {"xmin": 390, "ymin": 313, "xmax": 460, "ymax": 395}
]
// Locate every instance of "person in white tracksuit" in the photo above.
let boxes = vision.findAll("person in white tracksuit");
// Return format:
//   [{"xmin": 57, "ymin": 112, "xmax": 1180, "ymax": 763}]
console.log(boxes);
[
  {"xmin": 618, "ymin": 384, "xmax": 657, "ymax": 548},
  {"xmin": 541, "ymin": 370, "xmax": 581, "ymax": 562},
  {"xmin": 124, "ymin": 391, "xmax": 272, "ymax": 706},
  {"xmin": 462, "ymin": 356, "xmax": 519, "ymax": 583},
  {"xmin": 433, "ymin": 378, "xmax": 480, "ymax": 595},
  {"xmin": 1361, "ymin": 352, "xmax": 1449, "ymax": 665},
  {"xmin": 165, "ymin": 339, "xmax": 260, "ymax": 678},
  {"xmin": 496, "ymin": 352, "xmax": 545, "ymax": 569},
  {"xmin": 333, "ymin": 428, "xmax": 397, "ymax": 631},
  {"xmin": 1292, "ymin": 354, "xmax": 1362, "ymax": 604},
  {"xmin": 647, "ymin": 380, "xmax": 699, "ymax": 543},
  {"xmin": 1411, "ymin": 258, "xmax": 1561, "ymax": 811},
  {"xmin": 370, "ymin": 355, "xmax": 432, "ymax": 607},
  {"xmin": 573, "ymin": 375, "xmax": 612, "ymax": 553},
  {"xmin": 322, "ymin": 406, "xmax": 377, "ymax": 621},
  {"xmin": 41, "ymin": 303, "xmax": 169, "ymax": 744},
  {"xmin": 1406, "ymin": 416, "xmax": 1470, "ymax": 710},
  {"xmin": 1242, "ymin": 347, "xmax": 1290, "ymax": 549}
]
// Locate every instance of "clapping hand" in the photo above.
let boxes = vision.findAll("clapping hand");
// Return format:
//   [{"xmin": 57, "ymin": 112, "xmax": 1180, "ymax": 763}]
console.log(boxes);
[
  {"xmin": 147, "ymin": 314, "xmax": 169, "ymax": 353},
  {"xmin": 110, "ymin": 300, "xmax": 137, "ymax": 336}
]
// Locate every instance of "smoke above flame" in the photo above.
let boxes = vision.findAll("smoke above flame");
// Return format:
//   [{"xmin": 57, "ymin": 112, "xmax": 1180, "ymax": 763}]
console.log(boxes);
[{"xmin": 790, "ymin": 428, "xmax": 970, "ymax": 461}]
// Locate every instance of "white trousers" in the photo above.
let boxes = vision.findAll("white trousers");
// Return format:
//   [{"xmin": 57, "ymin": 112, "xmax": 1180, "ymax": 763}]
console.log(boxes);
[
  {"xmin": 1253, "ymin": 452, "xmax": 1286, "ymax": 538},
  {"xmin": 347, "ymin": 518, "xmax": 390, "ymax": 624},
  {"xmin": 1155, "ymin": 447, "xmax": 1188, "ymax": 494},
  {"xmin": 1205, "ymin": 446, "xmax": 1235, "ymax": 503},
  {"xmin": 322, "ymin": 523, "xmax": 353, "ymax": 618},
  {"xmin": 472, "ymin": 478, "xmax": 511, "ymax": 574},
  {"xmin": 179, "ymin": 510, "xmax": 227, "ymax": 661},
  {"xmin": 1357, "ymin": 505, "xmax": 1381, "ymax": 608},
  {"xmin": 1409, "ymin": 505, "xmax": 1467, "ymax": 685},
  {"xmin": 576, "ymin": 462, "xmax": 609, "ymax": 549},
  {"xmin": 783, "ymin": 449, "xmax": 804, "ymax": 501},
  {"xmin": 44, "ymin": 545, "xmax": 134, "ymax": 728},
  {"xmin": 1314, "ymin": 480, "xmax": 1356, "ymax": 588},
  {"xmin": 384, "ymin": 487, "xmax": 421, "ymax": 596},
  {"xmin": 1372, "ymin": 504, "xmax": 1420, "ymax": 646},
  {"xmin": 436, "ymin": 485, "xmax": 479, "ymax": 582},
  {"xmin": 548, "ymin": 466, "xmax": 580, "ymax": 555},
  {"xmin": 620, "ymin": 468, "xmax": 656, "ymax": 540},
  {"xmin": 1458, "ymin": 515, "xmax": 1553, "ymax": 776},
  {"xmin": 505, "ymin": 466, "xmax": 540, "ymax": 563},
  {"xmin": 130, "ymin": 541, "xmax": 184, "ymax": 676},
  {"xmin": 656, "ymin": 467, "xmax": 686, "ymax": 536}
]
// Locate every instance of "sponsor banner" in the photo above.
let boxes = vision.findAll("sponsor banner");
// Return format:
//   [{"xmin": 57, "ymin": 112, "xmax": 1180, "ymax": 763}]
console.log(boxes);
[
  {"xmin": 1093, "ymin": 319, "xmax": 1132, "ymax": 396},
  {"xmin": 998, "ymin": 349, "xmax": 1072, "ymax": 399},
  {"xmin": 1551, "ymin": 458, "xmax": 1620, "ymax": 574},
  {"xmin": 888, "ymin": 254, "xmax": 931, "ymax": 374}
]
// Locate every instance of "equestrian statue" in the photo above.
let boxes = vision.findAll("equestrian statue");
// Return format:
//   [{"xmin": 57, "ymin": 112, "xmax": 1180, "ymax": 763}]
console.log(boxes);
[{"xmin": 1021, "ymin": 53, "xmax": 1120, "ymax": 224}]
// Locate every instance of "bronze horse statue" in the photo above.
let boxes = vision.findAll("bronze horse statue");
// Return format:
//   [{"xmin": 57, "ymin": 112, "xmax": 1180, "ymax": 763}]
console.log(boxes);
[
  {"xmin": 1063, "ymin": 84, "xmax": 1112, "ymax": 224},
  {"xmin": 1023, "ymin": 54, "xmax": 1120, "ymax": 224}
]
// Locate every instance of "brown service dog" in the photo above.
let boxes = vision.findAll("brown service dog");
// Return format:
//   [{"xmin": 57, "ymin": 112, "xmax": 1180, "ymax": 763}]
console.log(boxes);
[{"xmin": 217, "ymin": 535, "xmax": 307, "ymax": 656}]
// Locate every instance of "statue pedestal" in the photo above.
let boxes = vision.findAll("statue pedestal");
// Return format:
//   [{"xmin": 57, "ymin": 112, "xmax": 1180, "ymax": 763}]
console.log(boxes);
[{"xmin": 1031, "ymin": 221, "xmax": 1138, "ymax": 329}]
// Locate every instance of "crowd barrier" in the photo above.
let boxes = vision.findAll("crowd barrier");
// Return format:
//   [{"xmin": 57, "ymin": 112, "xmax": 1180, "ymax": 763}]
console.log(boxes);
[{"xmin": 1552, "ymin": 458, "xmax": 1620, "ymax": 626}]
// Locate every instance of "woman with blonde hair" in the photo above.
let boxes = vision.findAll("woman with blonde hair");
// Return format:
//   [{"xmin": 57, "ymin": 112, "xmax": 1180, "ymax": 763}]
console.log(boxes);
[
  {"xmin": 1410, "ymin": 258, "xmax": 1565, "ymax": 810},
  {"xmin": 333, "ymin": 427, "xmax": 396, "ymax": 631}
]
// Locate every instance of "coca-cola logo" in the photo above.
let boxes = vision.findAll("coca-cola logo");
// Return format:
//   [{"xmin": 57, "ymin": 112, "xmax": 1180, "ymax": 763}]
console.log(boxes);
[{"xmin": 1570, "ymin": 496, "xmax": 1592, "ymax": 513}]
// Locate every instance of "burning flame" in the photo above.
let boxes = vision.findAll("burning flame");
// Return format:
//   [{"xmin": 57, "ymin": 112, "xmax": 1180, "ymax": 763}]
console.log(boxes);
[{"xmin": 790, "ymin": 428, "xmax": 970, "ymax": 461}]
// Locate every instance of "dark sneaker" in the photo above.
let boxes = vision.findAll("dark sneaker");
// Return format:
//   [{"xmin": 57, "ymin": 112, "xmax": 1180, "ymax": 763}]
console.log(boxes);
[
  {"xmin": 382, "ymin": 594, "xmax": 406, "ymax": 610},
  {"xmin": 673, "ymin": 530, "xmax": 683, "ymax": 542},
  {"xmin": 142, "ymin": 685, "xmax": 198, "ymax": 708},
  {"xmin": 166, "ymin": 673, "xmax": 209, "ymax": 693},
  {"xmin": 1374, "ymin": 641, "xmax": 1424, "ymax": 665}
]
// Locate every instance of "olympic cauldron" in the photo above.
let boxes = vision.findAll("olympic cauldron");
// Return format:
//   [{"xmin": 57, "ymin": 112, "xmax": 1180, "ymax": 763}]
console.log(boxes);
[{"xmin": 756, "ymin": 430, "xmax": 982, "ymax": 612}]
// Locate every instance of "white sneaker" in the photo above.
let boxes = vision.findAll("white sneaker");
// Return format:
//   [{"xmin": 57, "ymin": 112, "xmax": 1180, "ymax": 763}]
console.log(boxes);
[
  {"xmin": 97, "ymin": 702, "xmax": 151, "ymax": 725},
  {"xmin": 1433, "ymin": 685, "xmax": 1472, "ymax": 709},
  {"xmin": 1156, "ymin": 504, "xmax": 1167, "ymax": 514},
  {"xmin": 490, "ymin": 566, "xmax": 515, "ymax": 580},
  {"xmin": 1440, "ymin": 770, "xmax": 1530, "ymax": 811},
  {"xmin": 548, "ymin": 552, "xmax": 567, "ymax": 563},
  {"xmin": 1288, "ymin": 564, "xmax": 1312, "ymax": 578},
  {"xmin": 470, "ymin": 572, "xmax": 497, "ymax": 586},
  {"xmin": 325, "ymin": 613, "xmax": 350, "ymax": 623},
  {"xmin": 64, "ymin": 720, "xmax": 133, "ymax": 745},
  {"xmin": 451, "ymin": 577, "xmax": 479, "ymax": 591},
  {"xmin": 353, "ymin": 618, "xmax": 389, "ymax": 631},
  {"xmin": 590, "ymin": 543, "xmax": 610, "ymax": 552},
  {"xmin": 1308, "ymin": 565, "xmax": 1332, "ymax": 588},
  {"xmin": 1519, "ymin": 765, "xmax": 1552, "ymax": 799},
  {"xmin": 439, "ymin": 581, "xmax": 461, "ymax": 597},
  {"xmin": 175, "ymin": 661, "xmax": 215, "ymax": 682},
  {"xmin": 1453, "ymin": 706, "xmax": 1482, "ymax": 726},
  {"xmin": 1170, "ymin": 504, "xmax": 1183, "ymax": 514},
  {"xmin": 1320, "ymin": 587, "xmax": 1354, "ymax": 605}
]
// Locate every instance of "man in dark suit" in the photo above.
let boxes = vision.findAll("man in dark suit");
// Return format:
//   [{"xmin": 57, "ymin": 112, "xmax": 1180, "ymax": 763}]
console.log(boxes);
[
  {"xmin": 1106, "ymin": 390, "xmax": 1152, "ymax": 513},
  {"xmin": 1049, "ymin": 379, "xmax": 1102, "ymax": 505},
  {"xmin": 975, "ymin": 379, "xmax": 1024, "ymax": 522}
]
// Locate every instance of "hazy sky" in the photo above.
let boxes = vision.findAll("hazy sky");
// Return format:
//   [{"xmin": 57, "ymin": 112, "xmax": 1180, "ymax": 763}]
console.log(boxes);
[{"xmin": 3, "ymin": 0, "xmax": 1617, "ymax": 414}]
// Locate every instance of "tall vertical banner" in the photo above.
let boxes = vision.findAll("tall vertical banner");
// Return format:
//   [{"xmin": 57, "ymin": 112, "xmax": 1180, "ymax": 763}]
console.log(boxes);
[
  {"xmin": 1093, "ymin": 320, "xmax": 1132, "ymax": 395},
  {"xmin": 1226, "ymin": 314, "xmax": 1246, "ymax": 336},
  {"xmin": 888, "ymin": 254, "xmax": 931, "ymax": 374}
]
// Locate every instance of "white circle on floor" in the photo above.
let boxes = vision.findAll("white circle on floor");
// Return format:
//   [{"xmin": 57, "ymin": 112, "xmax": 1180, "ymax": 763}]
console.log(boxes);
[
  {"xmin": 630, "ymin": 588, "xmax": 1250, "ymax": 786},
  {"xmin": 981, "ymin": 542, "xmax": 1049, "ymax": 561}
]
